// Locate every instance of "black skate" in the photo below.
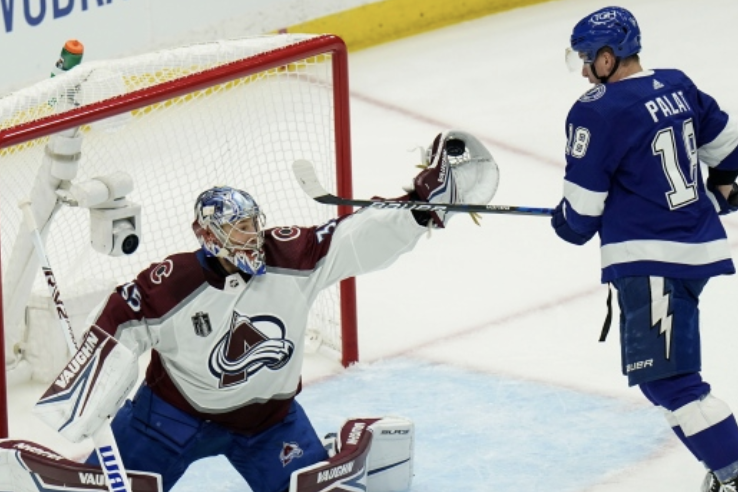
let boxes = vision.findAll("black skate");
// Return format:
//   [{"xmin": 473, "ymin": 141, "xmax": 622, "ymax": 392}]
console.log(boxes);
[{"xmin": 703, "ymin": 471, "xmax": 738, "ymax": 492}]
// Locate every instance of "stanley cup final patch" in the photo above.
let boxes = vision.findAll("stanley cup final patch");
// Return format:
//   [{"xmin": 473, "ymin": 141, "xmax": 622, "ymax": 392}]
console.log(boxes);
[{"xmin": 192, "ymin": 312, "xmax": 212, "ymax": 337}]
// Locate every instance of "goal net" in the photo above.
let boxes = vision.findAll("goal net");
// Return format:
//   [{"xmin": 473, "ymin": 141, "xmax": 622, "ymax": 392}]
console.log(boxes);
[{"xmin": 0, "ymin": 34, "xmax": 358, "ymax": 394}]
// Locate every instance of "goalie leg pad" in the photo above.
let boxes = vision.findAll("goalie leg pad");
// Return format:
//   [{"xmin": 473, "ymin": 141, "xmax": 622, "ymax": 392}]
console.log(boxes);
[
  {"xmin": 289, "ymin": 418, "xmax": 377, "ymax": 492},
  {"xmin": 0, "ymin": 439, "xmax": 161, "ymax": 492},
  {"xmin": 32, "ymin": 325, "xmax": 138, "ymax": 443},
  {"xmin": 366, "ymin": 417, "xmax": 414, "ymax": 492},
  {"xmin": 289, "ymin": 416, "xmax": 414, "ymax": 492}
]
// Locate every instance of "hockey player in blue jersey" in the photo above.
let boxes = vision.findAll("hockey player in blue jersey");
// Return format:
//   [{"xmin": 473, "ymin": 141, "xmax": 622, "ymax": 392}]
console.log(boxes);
[{"xmin": 552, "ymin": 6, "xmax": 738, "ymax": 491}]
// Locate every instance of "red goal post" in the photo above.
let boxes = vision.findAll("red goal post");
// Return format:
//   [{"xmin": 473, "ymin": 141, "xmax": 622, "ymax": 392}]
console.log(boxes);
[{"xmin": 0, "ymin": 34, "xmax": 359, "ymax": 438}]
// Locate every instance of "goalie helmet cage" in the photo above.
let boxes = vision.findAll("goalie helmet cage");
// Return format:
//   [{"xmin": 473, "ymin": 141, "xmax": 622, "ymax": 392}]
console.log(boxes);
[{"xmin": 0, "ymin": 34, "xmax": 359, "ymax": 438}]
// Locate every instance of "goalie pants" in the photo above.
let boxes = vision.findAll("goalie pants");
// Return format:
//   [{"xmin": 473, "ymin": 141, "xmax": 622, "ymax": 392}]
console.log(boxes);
[{"xmin": 86, "ymin": 384, "xmax": 328, "ymax": 492}]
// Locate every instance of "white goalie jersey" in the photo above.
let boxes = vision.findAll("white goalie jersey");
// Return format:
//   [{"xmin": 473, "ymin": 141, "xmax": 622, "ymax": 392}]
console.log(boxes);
[{"xmin": 81, "ymin": 207, "xmax": 426, "ymax": 435}]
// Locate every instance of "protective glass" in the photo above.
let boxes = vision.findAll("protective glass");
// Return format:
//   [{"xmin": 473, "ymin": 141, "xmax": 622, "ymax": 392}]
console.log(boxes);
[{"xmin": 565, "ymin": 47, "xmax": 592, "ymax": 72}]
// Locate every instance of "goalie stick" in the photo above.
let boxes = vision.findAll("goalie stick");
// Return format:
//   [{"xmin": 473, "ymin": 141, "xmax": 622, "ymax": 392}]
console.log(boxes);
[
  {"xmin": 20, "ymin": 200, "xmax": 134, "ymax": 492},
  {"xmin": 292, "ymin": 159, "xmax": 554, "ymax": 216}
]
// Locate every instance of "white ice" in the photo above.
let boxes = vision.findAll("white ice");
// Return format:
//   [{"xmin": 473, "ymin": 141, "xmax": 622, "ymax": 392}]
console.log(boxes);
[{"xmin": 7, "ymin": 0, "xmax": 738, "ymax": 490}]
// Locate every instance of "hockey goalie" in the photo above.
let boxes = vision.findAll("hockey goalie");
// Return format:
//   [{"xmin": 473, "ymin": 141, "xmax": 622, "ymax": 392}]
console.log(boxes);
[{"xmin": 6, "ymin": 128, "xmax": 497, "ymax": 491}]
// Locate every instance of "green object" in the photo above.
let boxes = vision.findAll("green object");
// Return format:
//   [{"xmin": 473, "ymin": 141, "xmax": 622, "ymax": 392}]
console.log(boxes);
[{"xmin": 51, "ymin": 40, "xmax": 84, "ymax": 78}]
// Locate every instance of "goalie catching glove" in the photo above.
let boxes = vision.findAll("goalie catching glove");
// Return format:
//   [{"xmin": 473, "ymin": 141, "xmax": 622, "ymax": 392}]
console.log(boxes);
[
  {"xmin": 408, "ymin": 130, "xmax": 499, "ymax": 227},
  {"xmin": 32, "ymin": 325, "xmax": 138, "ymax": 443}
]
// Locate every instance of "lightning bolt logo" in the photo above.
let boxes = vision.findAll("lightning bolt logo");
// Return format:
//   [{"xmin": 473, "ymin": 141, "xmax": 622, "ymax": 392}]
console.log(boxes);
[{"xmin": 649, "ymin": 277, "xmax": 673, "ymax": 359}]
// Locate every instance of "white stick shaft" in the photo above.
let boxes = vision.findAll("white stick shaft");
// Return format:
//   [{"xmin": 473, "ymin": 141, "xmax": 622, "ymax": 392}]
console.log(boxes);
[
  {"xmin": 20, "ymin": 200, "xmax": 78, "ymax": 352},
  {"xmin": 93, "ymin": 425, "xmax": 134, "ymax": 492},
  {"xmin": 20, "ymin": 199, "xmax": 133, "ymax": 492}
]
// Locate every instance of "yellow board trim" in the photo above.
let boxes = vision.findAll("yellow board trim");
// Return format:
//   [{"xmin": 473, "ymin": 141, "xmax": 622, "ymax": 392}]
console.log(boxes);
[{"xmin": 281, "ymin": 0, "xmax": 555, "ymax": 51}]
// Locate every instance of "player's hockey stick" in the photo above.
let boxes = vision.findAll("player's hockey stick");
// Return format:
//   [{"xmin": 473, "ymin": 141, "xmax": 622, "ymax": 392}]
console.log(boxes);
[
  {"xmin": 292, "ymin": 159, "xmax": 554, "ymax": 216},
  {"xmin": 20, "ymin": 200, "xmax": 134, "ymax": 492}
]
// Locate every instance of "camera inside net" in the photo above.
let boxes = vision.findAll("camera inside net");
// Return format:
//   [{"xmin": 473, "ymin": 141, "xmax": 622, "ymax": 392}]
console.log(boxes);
[
  {"xmin": 90, "ymin": 203, "xmax": 141, "ymax": 256},
  {"xmin": 64, "ymin": 172, "xmax": 142, "ymax": 257}
]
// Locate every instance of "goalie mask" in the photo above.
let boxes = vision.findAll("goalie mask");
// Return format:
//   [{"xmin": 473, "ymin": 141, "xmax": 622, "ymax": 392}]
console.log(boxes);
[{"xmin": 193, "ymin": 186, "xmax": 266, "ymax": 276}]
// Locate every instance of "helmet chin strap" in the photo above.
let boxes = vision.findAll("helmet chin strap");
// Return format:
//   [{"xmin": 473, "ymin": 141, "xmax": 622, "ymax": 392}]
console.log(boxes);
[{"xmin": 591, "ymin": 57, "xmax": 621, "ymax": 84}]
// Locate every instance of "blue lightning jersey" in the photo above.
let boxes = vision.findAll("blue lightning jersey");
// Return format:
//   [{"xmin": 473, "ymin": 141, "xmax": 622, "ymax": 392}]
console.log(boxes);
[{"xmin": 559, "ymin": 69, "xmax": 738, "ymax": 282}]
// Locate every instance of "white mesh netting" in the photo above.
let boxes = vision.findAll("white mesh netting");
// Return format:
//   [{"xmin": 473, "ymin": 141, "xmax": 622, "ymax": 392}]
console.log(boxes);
[{"xmin": 0, "ymin": 34, "xmax": 351, "ymax": 382}]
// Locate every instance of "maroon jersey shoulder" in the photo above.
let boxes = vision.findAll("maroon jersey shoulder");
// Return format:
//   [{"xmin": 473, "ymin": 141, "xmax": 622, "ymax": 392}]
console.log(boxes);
[
  {"xmin": 134, "ymin": 251, "xmax": 217, "ymax": 311},
  {"xmin": 94, "ymin": 251, "xmax": 214, "ymax": 335},
  {"xmin": 264, "ymin": 216, "xmax": 351, "ymax": 270}
]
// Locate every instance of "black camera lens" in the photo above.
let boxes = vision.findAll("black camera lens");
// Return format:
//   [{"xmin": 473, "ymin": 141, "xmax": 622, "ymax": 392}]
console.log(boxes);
[{"xmin": 121, "ymin": 234, "xmax": 139, "ymax": 255}]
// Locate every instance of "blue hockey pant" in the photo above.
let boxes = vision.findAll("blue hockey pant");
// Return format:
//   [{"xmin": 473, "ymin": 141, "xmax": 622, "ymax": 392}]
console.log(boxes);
[{"xmin": 86, "ymin": 384, "xmax": 328, "ymax": 492}]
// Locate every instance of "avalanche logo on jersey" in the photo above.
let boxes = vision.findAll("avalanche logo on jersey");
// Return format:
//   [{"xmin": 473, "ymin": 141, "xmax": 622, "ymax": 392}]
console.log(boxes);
[
  {"xmin": 272, "ymin": 226, "xmax": 301, "ymax": 241},
  {"xmin": 280, "ymin": 441, "xmax": 304, "ymax": 467},
  {"xmin": 150, "ymin": 259, "xmax": 174, "ymax": 284},
  {"xmin": 208, "ymin": 311, "xmax": 294, "ymax": 388}
]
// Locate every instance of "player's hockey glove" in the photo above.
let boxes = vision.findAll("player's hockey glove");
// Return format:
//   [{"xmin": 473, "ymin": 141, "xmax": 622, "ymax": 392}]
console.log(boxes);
[
  {"xmin": 706, "ymin": 179, "xmax": 738, "ymax": 216},
  {"xmin": 551, "ymin": 200, "xmax": 592, "ymax": 245},
  {"xmin": 408, "ymin": 130, "xmax": 499, "ymax": 228}
]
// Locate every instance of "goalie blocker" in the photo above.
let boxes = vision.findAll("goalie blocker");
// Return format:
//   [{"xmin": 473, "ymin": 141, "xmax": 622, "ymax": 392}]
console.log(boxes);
[
  {"xmin": 0, "ymin": 439, "xmax": 161, "ymax": 492},
  {"xmin": 290, "ymin": 416, "xmax": 414, "ymax": 492},
  {"xmin": 32, "ymin": 325, "xmax": 139, "ymax": 443}
]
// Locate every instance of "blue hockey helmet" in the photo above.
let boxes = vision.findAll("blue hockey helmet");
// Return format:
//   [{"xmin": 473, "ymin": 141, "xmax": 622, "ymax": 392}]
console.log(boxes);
[
  {"xmin": 193, "ymin": 186, "xmax": 267, "ymax": 276},
  {"xmin": 569, "ymin": 6, "xmax": 641, "ymax": 64}
]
